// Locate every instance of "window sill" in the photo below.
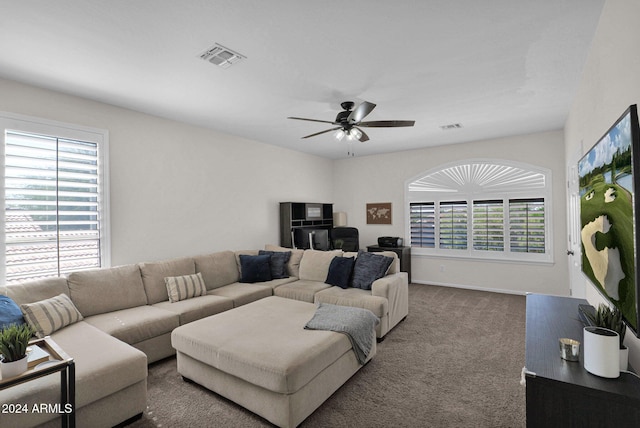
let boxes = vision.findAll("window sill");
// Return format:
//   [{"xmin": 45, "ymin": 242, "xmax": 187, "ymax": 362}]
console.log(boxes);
[{"xmin": 410, "ymin": 248, "xmax": 555, "ymax": 266}]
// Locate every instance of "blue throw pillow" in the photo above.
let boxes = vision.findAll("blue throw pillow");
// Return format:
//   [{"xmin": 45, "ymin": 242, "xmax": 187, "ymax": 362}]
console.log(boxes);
[
  {"xmin": 259, "ymin": 250, "xmax": 291, "ymax": 279},
  {"xmin": 325, "ymin": 256, "xmax": 355, "ymax": 289},
  {"xmin": 350, "ymin": 251, "xmax": 393, "ymax": 290},
  {"xmin": 0, "ymin": 295, "xmax": 25, "ymax": 330},
  {"xmin": 239, "ymin": 254, "xmax": 272, "ymax": 283}
]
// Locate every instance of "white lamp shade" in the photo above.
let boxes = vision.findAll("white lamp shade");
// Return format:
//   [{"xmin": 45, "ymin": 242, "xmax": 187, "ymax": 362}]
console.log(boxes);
[{"xmin": 333, "ymin": 212, "xmax": 347, "ymax": 227}]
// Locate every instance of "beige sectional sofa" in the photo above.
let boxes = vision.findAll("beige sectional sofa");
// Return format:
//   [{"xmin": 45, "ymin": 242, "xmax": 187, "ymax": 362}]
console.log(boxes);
[{"xmin": 0, "ymin": 245, "xmax": 408, "ymax": 428}]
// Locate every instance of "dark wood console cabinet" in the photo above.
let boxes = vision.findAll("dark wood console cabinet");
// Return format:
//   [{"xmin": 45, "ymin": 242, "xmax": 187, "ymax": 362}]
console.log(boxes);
[
  {"xmin": 524, "ymin": 294, "xmax": 640, "ymax": 426},
  {"xmin": 366, "ymin": 245, "xmax": 411, "ymax": 283}
]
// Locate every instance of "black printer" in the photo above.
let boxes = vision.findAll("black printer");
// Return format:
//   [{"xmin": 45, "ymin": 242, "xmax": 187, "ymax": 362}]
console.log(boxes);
[{"xmin": 377, "ymin": 236, "xmax": 403, "ymax": 248}]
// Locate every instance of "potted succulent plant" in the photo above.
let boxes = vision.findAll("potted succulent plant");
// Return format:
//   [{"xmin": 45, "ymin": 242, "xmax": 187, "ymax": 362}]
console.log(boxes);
[
  {"xmin": 585, "ymin": 303, "xmax": 628, "ymax": 371},
  {"xmin": 0, "ymin": 323, "xmax": 34, "ymax": 378}
]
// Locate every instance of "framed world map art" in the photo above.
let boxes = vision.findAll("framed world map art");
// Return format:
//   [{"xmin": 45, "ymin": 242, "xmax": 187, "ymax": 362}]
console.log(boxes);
[{"xmin": 366, "ymin": 202, "xmax": 392, "ymax": 224}]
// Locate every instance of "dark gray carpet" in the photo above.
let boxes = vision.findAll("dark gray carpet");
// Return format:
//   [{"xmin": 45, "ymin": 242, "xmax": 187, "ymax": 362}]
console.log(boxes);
[{"xmin": 129, "ymin": 284, "xmax": 526, "ymax": 427}]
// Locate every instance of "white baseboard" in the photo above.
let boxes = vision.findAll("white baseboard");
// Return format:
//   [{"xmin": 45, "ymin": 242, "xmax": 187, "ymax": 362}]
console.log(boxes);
[{"xmin": 411, "ymin": 279, "xmax": 527, "ymax": 296}]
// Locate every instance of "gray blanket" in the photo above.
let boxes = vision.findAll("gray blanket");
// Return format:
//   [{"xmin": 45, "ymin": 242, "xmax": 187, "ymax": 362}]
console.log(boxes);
[{"xmin": 304, "ymin": 303, "xmax": 379, "ymax": 364}]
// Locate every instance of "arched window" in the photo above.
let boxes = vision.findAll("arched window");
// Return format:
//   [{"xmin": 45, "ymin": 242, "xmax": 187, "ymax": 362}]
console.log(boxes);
[{"xmin": 405, "ymin": 159, "xmax": 553, "ymax": 263}]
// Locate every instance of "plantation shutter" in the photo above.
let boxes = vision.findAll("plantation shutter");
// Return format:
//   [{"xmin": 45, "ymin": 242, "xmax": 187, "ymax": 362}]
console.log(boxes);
[
  {"xmin": 439, "ymin": 201, "xmax": 468, "ymax": 250},
  {"xmin": 410, "ymin": 202, "xmax": 435, "ymax": 248},
  {"xmin": 509, "ymin": 198, "xmax": 545, "ymax": 253},
  {"xmin": 472, "ymin": 200, "xmax": 504, "ymax": 251},
  {"xmin": 4, "ymin": 130, "xmax": 101, "ymax": 283}
]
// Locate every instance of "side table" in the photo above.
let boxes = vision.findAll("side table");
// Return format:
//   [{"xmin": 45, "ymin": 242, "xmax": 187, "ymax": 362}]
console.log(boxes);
[
  {"xmin": 0, "ymin": 336, "xmax": 75, "ymax": 428},
  {"xmin": 367, "ymin": 245, "xmax": 411, "ymax": 283}
]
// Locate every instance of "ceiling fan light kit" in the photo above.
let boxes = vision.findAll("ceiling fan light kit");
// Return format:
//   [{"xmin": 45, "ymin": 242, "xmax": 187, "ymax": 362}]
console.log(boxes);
[
  {"xmin": 335, "ymin": 128, "xmax": 362, "ymax": 141},
  {"xmin": 287, "ymin": 100, "xmax": 415, "ymax": 148}
]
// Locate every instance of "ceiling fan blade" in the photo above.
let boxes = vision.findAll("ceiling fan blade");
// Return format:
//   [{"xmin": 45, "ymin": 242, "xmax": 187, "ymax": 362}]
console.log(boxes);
[
  {"xmin": 301, "ymin": 127, "xmax": 342, "ymax": 139},
  {"xmin": 355, "ymin": 127, "xmax": 369, "ymax": 142},
  {"xmin": 287, "ymin": 116, "xmax": 335, "ymax": 124},
  {"xmin": 347, "ymin": 101, "xmax": 376, "ymax": 124},
  {"xmin": 358, "ymin": 120, "xmax": 415, "ymax": 128}
]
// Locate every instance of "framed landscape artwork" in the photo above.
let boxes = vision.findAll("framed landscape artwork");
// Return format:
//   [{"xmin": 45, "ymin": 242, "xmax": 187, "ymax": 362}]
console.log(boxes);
[
  {"xmin": 578, "ymin": 104, "xmax": 640, "ymax": 336},
  {"xmin": 367, "ymin": 203, "xmax": 392, "ymax": 225}
]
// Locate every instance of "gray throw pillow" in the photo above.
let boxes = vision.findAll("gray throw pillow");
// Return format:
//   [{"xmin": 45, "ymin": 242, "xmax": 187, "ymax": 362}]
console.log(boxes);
[
  {"xmin": 350, "ymin": 251, "xmax": 393, "ymax": 290},
  {"xmin": 259, "ymin": 250, "xmax": 291, "ymax": 279}
]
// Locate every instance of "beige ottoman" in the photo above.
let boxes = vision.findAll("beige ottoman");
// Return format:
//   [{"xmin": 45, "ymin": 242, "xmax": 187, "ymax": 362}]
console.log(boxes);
[{"xmin": 171, "ymin": 296, "xmax": 375, "ymax": 428}]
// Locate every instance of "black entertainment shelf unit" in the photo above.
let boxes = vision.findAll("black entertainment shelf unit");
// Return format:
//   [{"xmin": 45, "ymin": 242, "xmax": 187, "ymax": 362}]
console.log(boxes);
[
  {"xmin": 280, "ymin": 202, "xmax": 333, "ymax": 249},
  {"xmin": 524, "ymin": 294, "xmax": 640, "ymax": 426}
]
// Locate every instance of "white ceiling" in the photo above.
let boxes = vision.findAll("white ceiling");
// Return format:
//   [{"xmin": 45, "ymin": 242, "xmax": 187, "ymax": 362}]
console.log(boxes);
[{"xmin": 0, "ymin": 1, "xmax": 605, "ymax": 159}]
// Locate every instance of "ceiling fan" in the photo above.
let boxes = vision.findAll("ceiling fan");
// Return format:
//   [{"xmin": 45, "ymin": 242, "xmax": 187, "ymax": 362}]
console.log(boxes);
[{"xmin": 287, "ymin": 101, "xmax": 415, "ymax": 142}]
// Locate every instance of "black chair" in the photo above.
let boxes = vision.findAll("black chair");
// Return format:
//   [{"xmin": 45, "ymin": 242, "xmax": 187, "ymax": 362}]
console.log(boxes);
[{"xmin": 330, "ymin": 227, "xmax": 359, "ymax": 251}]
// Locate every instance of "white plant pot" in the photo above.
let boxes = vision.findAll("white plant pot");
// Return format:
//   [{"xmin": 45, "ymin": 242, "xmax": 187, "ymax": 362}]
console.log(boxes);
[
  {"xmin": 0, "ymin": 355, "xmax": 28, "ymax": 379},
  {"xmin": 583, "ymin": 326, "xmax": 620, "ymax": 378},
  {"xmin": 620, "ymin": 346, "xmax": 629, "ymax": 372}
]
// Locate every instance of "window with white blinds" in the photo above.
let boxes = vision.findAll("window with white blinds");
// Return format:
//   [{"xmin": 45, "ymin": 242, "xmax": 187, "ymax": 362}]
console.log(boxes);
[
  {"xmin": 409, "ymin": 202, "xmax": 435, "ymax": 248},
  {"xmin": 439, "ymin": 201, "xmax": 468, "ymax": 250},
  {"xmin": 406, "ymin": 160, "xmax": 552, "ymax": 263},
  {"xmin": 1, "ymin": 114, "xmax": 109, "ymax": 284},
  {"xmin": 509, "ymin": 198, "xmax": 545, "ymax": 253},
  {"xmin": 473, "ymin": 200, "xmax": 504, "ymax": 251}
]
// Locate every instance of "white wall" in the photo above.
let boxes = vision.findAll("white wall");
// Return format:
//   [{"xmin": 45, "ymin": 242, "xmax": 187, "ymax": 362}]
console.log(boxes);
[
  {"xmin": 564, "ymin": 0, "xmax": 640, "ymax": 371},
  {"xmin": 333, "ymin": 130, "xmax": 569, "ymax": 296},
  {"xmin": 0, "ymin": 78, "xmax": 333, "ymax": 265}
]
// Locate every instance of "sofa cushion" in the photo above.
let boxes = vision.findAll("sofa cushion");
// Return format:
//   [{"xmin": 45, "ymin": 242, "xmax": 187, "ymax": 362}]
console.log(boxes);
[
  {"xmin": 298, "ymin": 249, "xmax": 343, "ymax": 282},
  {"xmin": 256, "ymin": 276, "xmax": 299, "ymax": 290},
  {"xmin": 264, "ymin": 245, "xmax": 304, "ymax": 278},
  {"xmin": 84, "ymin": 305, "xmax": 179, "ymax": 345},
  {"xmin": 52, "ymin": 322, "xmax": 147, "ymax": 407},
  {"xmin": 194, "ymin": 250, "xmax": 240, "ymax": 290},
  {"xmin": 239, "ymin": 254, "xmax": 272, "ymax": 283},
  {"xmin": 140, "ymin": 257, "xmax": 196, "ymax": 304},
  {"xmin": 165, "ymin": 272, "xmax": 207, "ymax": 303},
  {"xmin": 351, "ymin": 251, "xmax": 394, "ymax": 290},
  {"xmin": 21, "ymin": 293, "xmax": 84, "ymax": 338},
  {"xmin": 208, "ymin": 282, "xmax": 273, "ymax": 307},
  {"xmin": 68, "ymin": 264, "xmax": 148, "ymax": 316},
  {"xmin": 1, "ymin": 277, "xmax": 70, "ymax": 305},
  {"xmin": 153, "ymin": 295, "xmax": 234, "ymax": 325},
  {"xmin": 273, "ymin": 279, "xmax": 332, "ymax": 303},
  {"xmin": 259, "ymin": 250, "xmax": 291, "ymax": 279},
  {"xmin": 314, "ymin": 287, "xmax": 389, "ymax": 318},
  {"xmin": 326, "ymin": 256, "xmax": 355, "ymax": 289},
  {"xmin": 0, "ymin": 321, "xmax": 147, "ymax": 427},
  {"xmin": 0, "ymin": 295, "xmax": 24, "ymax": 329}
]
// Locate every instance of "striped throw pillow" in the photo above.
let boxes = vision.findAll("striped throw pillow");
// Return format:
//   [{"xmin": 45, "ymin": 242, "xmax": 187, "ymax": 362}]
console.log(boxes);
[
  {"xmin": 21, "ymin": 293, "xmax": 84, "ymax": 338},
  {"xmin": 165, "ymin": 272, "xmax": 207, "ymax": 303}
]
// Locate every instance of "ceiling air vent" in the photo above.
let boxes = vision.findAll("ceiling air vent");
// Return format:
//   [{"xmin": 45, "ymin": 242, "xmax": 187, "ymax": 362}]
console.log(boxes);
[
  {"xmin": 440, "ymin": 123, "xmax": 463, "ymax": 130},
  {"xmin": 198, "ymin": 43, "xmax": 246, "ymax": 69}
]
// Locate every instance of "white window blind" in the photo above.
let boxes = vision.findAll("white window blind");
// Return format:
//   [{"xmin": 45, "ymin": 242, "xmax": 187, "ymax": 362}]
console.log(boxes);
[
  {"xmin": 472, "ymin": 200, "xmax": 504, "ymax": 251},
  {"xmin": 509, "ymin": 198, "xmax": 545, "ymax": 253},
  {"xmin": 4, "ymin": 130, "xmax": 103, "ymax": 283},
  {"xmin": 410, "ymin": 202, "xmax": 435, "ymax": 248},
  {"xmin": 439, "ymin": 201, "xmax": 467, "ymax": 250}
]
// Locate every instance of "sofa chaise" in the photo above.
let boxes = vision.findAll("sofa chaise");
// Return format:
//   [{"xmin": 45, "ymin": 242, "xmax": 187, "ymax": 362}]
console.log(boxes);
[{"xmin": 0, "ymin": 245, "xmax": 408, "ymax": 428}]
